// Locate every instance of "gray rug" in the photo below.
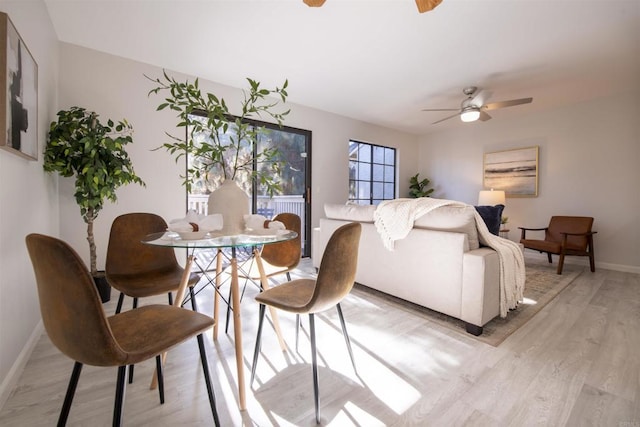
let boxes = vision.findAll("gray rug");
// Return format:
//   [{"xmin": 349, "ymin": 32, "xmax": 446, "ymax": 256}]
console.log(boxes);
[{"xmin": 294, "ymin": 257, "xmax": 584, "ymax": 347}]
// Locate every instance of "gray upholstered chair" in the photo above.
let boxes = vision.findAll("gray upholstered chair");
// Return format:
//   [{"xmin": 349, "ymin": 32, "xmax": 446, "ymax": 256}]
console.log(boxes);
[
  {"xmin": 519, "ymin": 216, "xmax": 597, "ymax": 274},
  {"xmin": 250, "ymin": 222, "xmax": 361, "ymax": 424},
  {"xmin": 25, "ymin": 233, "xmax": 220, "ymax": 427}
]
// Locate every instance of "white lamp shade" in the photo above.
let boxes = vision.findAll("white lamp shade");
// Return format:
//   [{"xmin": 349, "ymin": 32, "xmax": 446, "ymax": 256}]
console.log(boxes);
[{"xmin": 478, "ymin": 189, "xmax": 505, "ymax": 206}]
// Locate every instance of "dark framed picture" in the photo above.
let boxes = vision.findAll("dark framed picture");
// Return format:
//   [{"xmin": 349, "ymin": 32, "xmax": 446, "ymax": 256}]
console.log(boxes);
[
  {"xmin": 0, "ymin": 12, "xmax": 38, "ymax": 160},
  {"xmin": 483, "ymin": 146, "xmax": 539, "ymax": 197}
]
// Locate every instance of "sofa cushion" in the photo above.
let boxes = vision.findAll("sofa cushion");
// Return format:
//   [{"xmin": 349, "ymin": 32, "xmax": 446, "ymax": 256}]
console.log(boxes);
[
  {"xmin": 474, "ymin": 204, "xmax": 504, "ymax": 236},
  {"xmin": 413, "ymin": 205, "xmax": 480, "ymax": 250},
  {"xmin": 324, "ymin": 203, "xmax": 376, "ymax": 223}
]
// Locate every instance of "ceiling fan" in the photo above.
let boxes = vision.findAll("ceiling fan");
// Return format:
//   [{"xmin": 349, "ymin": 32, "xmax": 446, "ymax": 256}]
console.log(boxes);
[
  {"xmin": 303, "ymin": 0, "xmax": 443, "ymax": 13},
  {"xmin": 422, "ymin": 87, "xmax": 533, "ymax": 125}
]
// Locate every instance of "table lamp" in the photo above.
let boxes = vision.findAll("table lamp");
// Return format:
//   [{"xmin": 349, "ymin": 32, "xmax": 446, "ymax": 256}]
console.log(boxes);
[{"xmin": 478, "ymin": 188, "xmax": 505, "ymax": 206}]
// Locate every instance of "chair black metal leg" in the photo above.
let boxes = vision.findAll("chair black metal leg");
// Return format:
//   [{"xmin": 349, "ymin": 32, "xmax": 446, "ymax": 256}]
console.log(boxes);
[
  {"xmin": 156, "ymin": 355, "xmax": 164, "ymax": 404},
  {"xmin": 336, "ymin": 304, "xmax": 357, "ymax": 374},
  {"xmin": 115, "ymin": 293, "xmax": 124, "ymax": 314},
  {"xmin": 251, "ymin": 304, "xmax": 267, "ymax": 384},
  {"xmin": 309, "ymin": 313, "xmax": 320, "ymax": 425},
  {"xmin": 57, "ymin": 361, "xmax": 83, "ymax": 427},
  {"xmin": 113, "ymin": 365, "xmax": 127, "ymax": 427},
  {"xmin": 189, "ymin": 286, "xmax": 198, "ymax": 311},
  {"xmin": 122, "ymin": 294, "xmax": 140, "ymax": 385},
  {"xmin": 168, "ymin": 292, "xmax": 173, "ymax": 305},
  {"xmin": 197, "ymin": 333, "xmax": 221, "ymax": 427},
  {"xmin": 286, "ymin": 271, "xmax": 292, "ymax": 281}
]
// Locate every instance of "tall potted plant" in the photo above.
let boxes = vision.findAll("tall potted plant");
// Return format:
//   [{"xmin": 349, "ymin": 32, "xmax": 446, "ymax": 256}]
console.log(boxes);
[
  {"xmin": 147, "ymin": 71, "xmax": 289, "ymax": 233},
  {"xmin": 44, "ymin": 106, "xmax": 145, "ymax": 302}
]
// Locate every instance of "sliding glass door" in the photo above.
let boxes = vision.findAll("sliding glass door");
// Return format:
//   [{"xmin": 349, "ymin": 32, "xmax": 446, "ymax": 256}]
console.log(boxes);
[{"xmin": 186, "ymin": 116, "xmax": 312, "ymax": 257}]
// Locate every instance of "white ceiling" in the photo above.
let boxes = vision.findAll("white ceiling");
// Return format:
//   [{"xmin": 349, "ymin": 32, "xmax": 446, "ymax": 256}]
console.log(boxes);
[{"xmin": 44, "ymin": 0, "xmax": 640, "ymax": 136}]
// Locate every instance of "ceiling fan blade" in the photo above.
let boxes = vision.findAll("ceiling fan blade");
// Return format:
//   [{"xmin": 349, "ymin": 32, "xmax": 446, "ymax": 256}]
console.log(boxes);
[
  {"xmin": 432, "ymin": 112, "xmax": 460, "ymax": 125},
  {"xmin": 483, "ymin": 97, "xmax": 533, "ymax": 110},
  {"xmin": 422, "ymin": 108, "xmax": 459, "ymax": 112},
  {"xmin": 303, "ymin": 0, "xmax": 326, "ymax": 7},
  {"xmin": 478, "ymin": 110, "xmax": 492, "ymax": 121}
]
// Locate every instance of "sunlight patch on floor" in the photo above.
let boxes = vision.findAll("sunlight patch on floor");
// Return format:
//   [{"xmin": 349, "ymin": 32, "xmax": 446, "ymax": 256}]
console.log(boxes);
[
  {"xmin": 354, "ymin": 349, "xmax": 422, "ymax": 414},
  {"xmin": 327, "ymin": 402, "xmax": 386, "ymax": 426}
]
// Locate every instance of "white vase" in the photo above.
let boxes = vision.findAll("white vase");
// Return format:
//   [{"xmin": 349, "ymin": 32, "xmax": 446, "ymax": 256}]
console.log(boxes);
[{"xmin": 207, "ymin": 180, "xmax": 250, "ymax": 235}]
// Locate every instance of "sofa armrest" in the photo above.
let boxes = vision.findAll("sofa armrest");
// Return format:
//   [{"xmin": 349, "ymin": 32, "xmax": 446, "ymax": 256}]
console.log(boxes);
[{"xmin": 461, "ymin": 248, "xmax": 500, "ymax": 327}]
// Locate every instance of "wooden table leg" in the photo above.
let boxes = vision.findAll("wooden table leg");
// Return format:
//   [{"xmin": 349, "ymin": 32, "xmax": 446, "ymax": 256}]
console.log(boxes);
[
  {"xmin": 230, "ymin": 249, "xmax": 246, "ymax": 410},
  {"xmin": 150, "ymin": 254, "xmax": 195, "ymax": 390},
  {"xmin": 213, "ymin": 249, "xmax": 222, "ymax": 340},
  {"xmin": 253, "ymin": 248, "xmax": 287, "ymax": 351}
]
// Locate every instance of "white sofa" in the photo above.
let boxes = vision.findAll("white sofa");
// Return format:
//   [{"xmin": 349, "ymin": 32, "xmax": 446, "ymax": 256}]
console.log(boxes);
[{"xmin": 312, "ymin": 203, "xmax": 501, "ymax": 335}]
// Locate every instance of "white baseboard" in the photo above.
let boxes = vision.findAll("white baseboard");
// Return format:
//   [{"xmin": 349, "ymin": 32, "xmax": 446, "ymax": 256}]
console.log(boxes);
[
  {"xmin": 523, "ymin": 250, "xmax": 640, "ymax": 274},
  {"xmin": 0, "ymin": 321, "xmax": 43, "ymax": 411}
]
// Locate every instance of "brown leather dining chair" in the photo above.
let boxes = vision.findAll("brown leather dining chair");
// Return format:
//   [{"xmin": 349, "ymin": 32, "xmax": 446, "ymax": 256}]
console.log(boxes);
[
  {"xmin": 250, "ymin": 222, "xmax": 362, "ymax": 425},
  {"xmin": 25, "ymin": 233, "xmax": 220, "ymax": 427},
  {"xmin": 106, "ymin": 212, "xmax": 201, "ymax": 314},
  {"xmin": 253, "ymin": 212, "xmax": 302, "ymax": 282},
  {"xmin": 234, "ymin": 212, "xmax": 302, "ymax": 284},
  {"xmin": 519, "ymin": 216, "xmax": 597, "ymax": 274}
]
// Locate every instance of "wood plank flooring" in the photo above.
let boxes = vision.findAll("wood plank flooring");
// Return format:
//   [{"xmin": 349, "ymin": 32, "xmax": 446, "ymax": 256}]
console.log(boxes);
[{"xmin": 1, "ymin": 258, "xmax": 638, "ymax": 426}]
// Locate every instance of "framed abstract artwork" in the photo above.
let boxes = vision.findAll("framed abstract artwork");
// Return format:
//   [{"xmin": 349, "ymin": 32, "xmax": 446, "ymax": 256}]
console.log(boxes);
[
  {"xmin": 0, "ymin": 12, "xmax": 38, "ymax": 160},
  {"xmin": 483, "ymin": 146, "xmax": 539, "ymax": 197}
]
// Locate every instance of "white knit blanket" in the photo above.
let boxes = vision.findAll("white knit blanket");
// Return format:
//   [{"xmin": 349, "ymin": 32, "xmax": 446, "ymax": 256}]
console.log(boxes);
[{"xmin": 373, "ymin": 198, "xmax": 525, "ymax": 317}]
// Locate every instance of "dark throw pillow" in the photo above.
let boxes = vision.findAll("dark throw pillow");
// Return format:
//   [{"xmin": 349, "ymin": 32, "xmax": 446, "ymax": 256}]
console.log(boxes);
[{"xmin": 474, "ymin": 204, "xmax": 505, "ymax": 236}]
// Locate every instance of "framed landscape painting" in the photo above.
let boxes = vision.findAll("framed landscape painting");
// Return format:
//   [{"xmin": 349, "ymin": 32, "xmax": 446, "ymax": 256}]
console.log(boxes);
[
  {"xmin": 483, "ymin": 146, "xmax": 538, "ymax": 197},
  {"xmin": 0, "ymin": 12, "xmax": 38, "ymax": 160}
]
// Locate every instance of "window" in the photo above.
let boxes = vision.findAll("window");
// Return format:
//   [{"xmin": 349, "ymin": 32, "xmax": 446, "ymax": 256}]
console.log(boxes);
[{"xmin": 348, "ymin": 140, "xmax": 396, "ymax": 205}]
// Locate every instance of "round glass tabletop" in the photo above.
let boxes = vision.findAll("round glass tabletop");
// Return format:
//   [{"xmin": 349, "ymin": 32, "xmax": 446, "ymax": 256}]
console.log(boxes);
[{"xmin": 141, "ymin": 230, "xmax": 298, "ymax": 249}]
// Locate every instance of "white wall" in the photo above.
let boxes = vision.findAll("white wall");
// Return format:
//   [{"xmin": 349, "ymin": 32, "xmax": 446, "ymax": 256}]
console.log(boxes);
[
  {"xmin": 0, "ymin": 0, "xmax": 59, "ymax": 407},
  {"xmin": 56, "ymin": 42, "xmax": 420, "ymax": 274},
  {"xmin": 418, "ymin": 91, "xmax": 640, "ymax": 272}
]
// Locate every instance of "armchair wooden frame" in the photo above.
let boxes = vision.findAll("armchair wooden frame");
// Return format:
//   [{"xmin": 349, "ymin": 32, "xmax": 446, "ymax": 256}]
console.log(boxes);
[{"xmin": 519, "ymin": 215, "xmax": 597, "ymax": 274}]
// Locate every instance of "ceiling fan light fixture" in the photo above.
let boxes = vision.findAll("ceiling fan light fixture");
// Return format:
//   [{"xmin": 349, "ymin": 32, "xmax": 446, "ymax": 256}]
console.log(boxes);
[
  {"xmin": 303, "ymin": 0, "xmax": 326, "ymax": 7},
  {"xmin": 460, "ymin": 108, "xmax": 480, "ymax": 122}
]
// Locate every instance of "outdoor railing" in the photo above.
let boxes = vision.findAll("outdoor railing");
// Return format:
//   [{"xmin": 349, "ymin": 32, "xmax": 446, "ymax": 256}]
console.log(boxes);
[{"xmin": 187, "ymin": 194, "xmax": 306, "ymax": 251}]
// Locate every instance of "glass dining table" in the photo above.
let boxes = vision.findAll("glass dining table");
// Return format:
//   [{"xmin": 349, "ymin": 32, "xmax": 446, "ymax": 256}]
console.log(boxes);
[{"xmin": 142, "ymin": 229, "xmax": 298, "ymax": 411}]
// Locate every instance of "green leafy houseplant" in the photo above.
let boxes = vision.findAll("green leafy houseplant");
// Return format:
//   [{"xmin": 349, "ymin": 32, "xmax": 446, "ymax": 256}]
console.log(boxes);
[
  {"xmin": 409, "ymin": 173, "xmax": 434, "ymax": 198},
  {"xmin": 44, "ymin": 107, "xmax": 145, "ymax": 278},
  {"xmin": 146, "ymin": 71, "xmax": 290, "ymax": 195},
  {"xmin": 501, "ymin": 216, "xmax": 509, "ymax": 229}
]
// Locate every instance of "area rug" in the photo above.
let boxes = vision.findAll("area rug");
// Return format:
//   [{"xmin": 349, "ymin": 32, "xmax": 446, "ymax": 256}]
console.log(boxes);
[{"xmin": 344, "ymin": 259, "xmax": 584, "ymax": 347}]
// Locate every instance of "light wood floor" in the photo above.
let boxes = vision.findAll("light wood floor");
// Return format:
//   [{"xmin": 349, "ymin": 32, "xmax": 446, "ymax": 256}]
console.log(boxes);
[{"xmin": 1, "ymin": 258, "xmax": 638, "ymax": 426}]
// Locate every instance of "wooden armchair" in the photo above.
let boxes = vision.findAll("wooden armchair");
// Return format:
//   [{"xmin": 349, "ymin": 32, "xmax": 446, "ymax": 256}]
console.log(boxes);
[{"xmin": 519, "ymin": 216, "xmax": 597, "ymax": 274}]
